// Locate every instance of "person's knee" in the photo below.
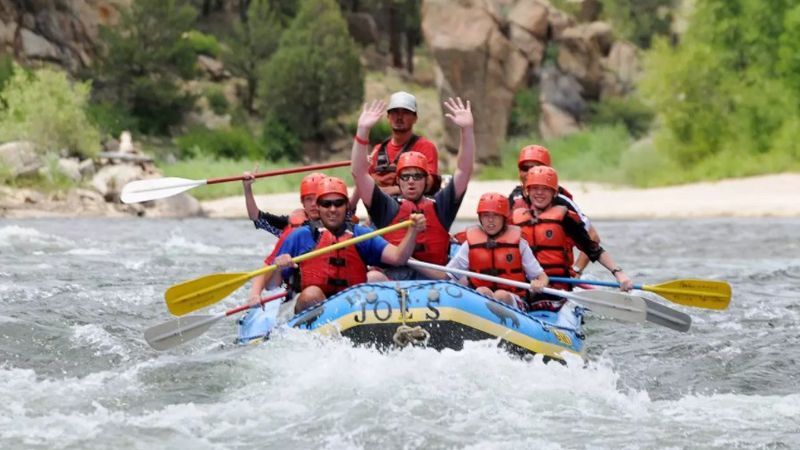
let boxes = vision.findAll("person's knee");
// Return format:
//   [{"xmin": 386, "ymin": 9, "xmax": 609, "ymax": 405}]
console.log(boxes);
[
  {"xmin": 295, "ymin": 286, "xmax": 326, "ymax": 313},
  {"xmin": 367, "ymin": 270, "xmax": 389, "ymax": 282},
  {"xmin": 494, "ymin": 290, "xmax": 516, "ymax": 306},
  {"xmin": 476, "ymin": 286, "xmax": 494, "ymax": 298}
]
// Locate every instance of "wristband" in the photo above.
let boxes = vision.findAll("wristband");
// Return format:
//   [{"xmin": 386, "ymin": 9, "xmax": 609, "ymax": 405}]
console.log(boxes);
[
  {"xmin": 611, "ymin": 267, "xmax": 623, "ymax": 275},
  {"xmin": 354, "ymin": 135, "xmax": 369, "ymax": 145}
]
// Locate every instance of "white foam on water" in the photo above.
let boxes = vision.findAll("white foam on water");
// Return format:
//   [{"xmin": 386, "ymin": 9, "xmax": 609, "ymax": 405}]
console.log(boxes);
[
  {"xmin": 0, "ymin": 225, "xmax": 75, "ymax": 251},
  {"xmin": 64, "ymin": 248, "xmax": 112, "ymax": 256},
  {"xmin": 70, "ymin": 324, "xmax": 130, "ymax": 361},
  {"xmin": 163, "ymin": 233, "xmax": 222, "ymax": 255}
]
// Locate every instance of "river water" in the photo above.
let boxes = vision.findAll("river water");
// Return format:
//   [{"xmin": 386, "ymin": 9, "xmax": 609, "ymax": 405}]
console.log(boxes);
[{"xmin": 0, "ymin": 217, "xmax": 798, "ymax": 449}]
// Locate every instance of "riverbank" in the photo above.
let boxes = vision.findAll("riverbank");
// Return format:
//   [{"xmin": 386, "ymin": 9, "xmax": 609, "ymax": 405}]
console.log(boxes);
[{"xmin": 201, "ymin": 173, "xmax": 800, "ymax": 220}]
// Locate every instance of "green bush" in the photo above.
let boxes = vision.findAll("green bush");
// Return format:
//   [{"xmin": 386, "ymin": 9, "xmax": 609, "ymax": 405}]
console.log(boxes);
[
  {"xmin": 0, "ymin": 55, "xmax": 14, "ymax": 103},
  {"xmin": 261, "ymin": 116, "xmax": 302, "ymax": 161},
  {"xmin": 600, "ymin": 0, "xmax": 676, "ymax": 48},
  {"xmin": 0, "ymin": 66, "xmax": 100, "ymax": 158},
  {"xmin": 87, "ymin": 101, "xmax": 140, "ymax": 138},
  {"xmin": 175, "ymin": 127, "xmax": 260, "ymax": 160},
  {"xmin": 508, "ymin": 87, "xmax": 540, "ymax": 136},
  {"xmin": 183, "ymin": 30, "xmax": 221, "ymax": 57},
  {"xmin": 259, "ymin": 0, "xmax": 363, "ymax": 153},
  {"xmin": 590, "ymin": 95, "xmax": 654, "ymax": 138},
  {"xmin": 206, "ymin": 86, "xmax": 229, "ymax": 115}
]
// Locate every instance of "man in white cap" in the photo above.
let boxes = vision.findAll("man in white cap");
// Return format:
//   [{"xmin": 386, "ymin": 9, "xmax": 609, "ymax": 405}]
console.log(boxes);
[{"xmin": 367, "ymin": 91, "xmax": 441, "ymax": 195}]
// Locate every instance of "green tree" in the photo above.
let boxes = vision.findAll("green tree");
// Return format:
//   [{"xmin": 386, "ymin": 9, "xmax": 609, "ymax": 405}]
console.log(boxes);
[
  {"xmin": 0, "ymin": 66, "xmax": 100, "ymax": 158},
  {"xmin": 640, "ymin": 0, "xmax": 800, "ymax": 176},
  {"xmin": 601, "ymin": 0, "xmax": 676, "ymax": 48},
  {"xmin": 92, "ymin": 0, "xmax": 198, "ymax": 135},
  {"xmin": 222, "ymin": 0, "xmax": 284, "ymax": 113},
  {"xmin": 259, "ymin": 0, "xmax": 363, "ymax": 154}
]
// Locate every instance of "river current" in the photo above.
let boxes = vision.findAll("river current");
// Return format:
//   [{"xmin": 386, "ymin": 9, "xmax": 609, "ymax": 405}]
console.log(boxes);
[{"xmin": 1, "ymin": 217, "xmax": 798, "ymax": 449}]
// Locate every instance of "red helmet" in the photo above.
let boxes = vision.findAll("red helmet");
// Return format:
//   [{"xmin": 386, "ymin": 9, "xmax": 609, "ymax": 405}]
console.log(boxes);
[
  {"xmin": 396, "ymin": 151, "xmax": 428, "ymax": 175},
  {"xmin": 315, "ymin": 176, "xmax": 348, "ymax": 199},
  {"xmin": 518, "ymin": 145, "xmax": 551, "ymax": 168},
  {"xmin": 300, "ymin": 172, "xmax": 325, "ymax": 199},
  {"xmin": 525, "ymin": 166, "xmax": 559, "ymax": 191},
  {"xmin": 476, "ymin": 192, "xmax": 510, "ymax": 218}
]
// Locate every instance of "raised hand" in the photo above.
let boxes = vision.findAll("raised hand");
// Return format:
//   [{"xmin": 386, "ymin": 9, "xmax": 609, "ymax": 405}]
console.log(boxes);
[
  {"xmin": 357, "ymin": 99, "xmax": 386, "ymax": 132},
  {"xmin": 443, "ymin": 97, "xmax": 473, "ymax": 129}
]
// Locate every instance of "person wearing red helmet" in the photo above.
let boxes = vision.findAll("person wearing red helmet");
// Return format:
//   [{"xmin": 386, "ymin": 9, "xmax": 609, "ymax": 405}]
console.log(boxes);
[
  {"xmin": 509, "ymin": 144, "xmax": 601, "ymax": 277},
  {"xmin": 425, "ymin": 192, "xmax": 548, "ymax": 307},
  {"xmin": 243, "ymin": 171, "xmax": 327, "ymax": 303},
  {"xmin": 511, "ymin": 167, "xmax": 632, "ymax": 311},
  {"xmin": 267, "ymin": 176, "xmax": 426, "ymax": 312},
  {"xmin": 368, "ymin": 91, "xmax": 441, "ymax": 196},
  {"xmin": 351, "ymin": 96, "xmax": 475, "ymax": 281}
]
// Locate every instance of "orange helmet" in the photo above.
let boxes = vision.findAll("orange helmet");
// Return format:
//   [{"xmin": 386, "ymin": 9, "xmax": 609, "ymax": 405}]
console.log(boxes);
[
  {"xmin": 525, "ymin": 166, "xmax": 559, "ymax": 191},
  {"xmin": 396, "ymin": 151, "xmax": 428, "ymax": 175},
  {"xmin": 315, "ymin": 176, "xmax": 348, "ymax": 199},
  {"xmin": 518, "ymin": 145, "xmax": 551, "ymax": 168},
  {"xmin": 476, "ymin": 192, "xmax": 510, "ymax": 218},
  {"xmin": 300, "ymin": 172, "xmax": 325, "ymax": 199}
]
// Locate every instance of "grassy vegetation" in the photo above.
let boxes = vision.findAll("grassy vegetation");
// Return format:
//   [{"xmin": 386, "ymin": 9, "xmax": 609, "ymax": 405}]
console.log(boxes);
[{"xmin": 158, "ymin": 155, "xmax": 353, "ymax": 200}]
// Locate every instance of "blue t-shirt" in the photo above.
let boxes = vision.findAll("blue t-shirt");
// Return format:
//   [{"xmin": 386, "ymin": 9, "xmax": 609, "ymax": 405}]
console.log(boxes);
[{"xmin": 274, "ymin": 224, "xmax": 389, "ymax": 279}]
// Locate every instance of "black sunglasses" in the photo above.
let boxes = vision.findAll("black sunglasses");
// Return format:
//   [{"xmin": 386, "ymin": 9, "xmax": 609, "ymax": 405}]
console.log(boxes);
[
  {"xmin": 398, "ymin": 173, "xmax": 425, "ymax": 181},
  {"xmin": 317, "ymin": 198, "xmax": 347, "ymax": 208}
]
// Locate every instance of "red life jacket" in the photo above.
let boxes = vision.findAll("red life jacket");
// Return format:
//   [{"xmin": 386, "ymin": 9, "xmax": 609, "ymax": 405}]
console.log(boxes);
[
  {"xmin": 511, "ymin": 205, "xmax": 576, "ymax": 290},
  {"xmin": 298, "ymin": 224, "xmax": 367, "ymax": 297},
  {"xmin": 264, "ymin": 209, "xmax": 308, "ymax": 265},
  {"xmin": 466, "ymin": 225, "xmax": 528, "ymax": 295},
  {"xmin": 384, "ymin": 197, "xmax": 450, "ymax": 265}
]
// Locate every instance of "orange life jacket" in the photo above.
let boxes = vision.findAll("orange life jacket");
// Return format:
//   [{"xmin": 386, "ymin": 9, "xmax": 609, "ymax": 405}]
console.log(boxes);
[
  {"xmin": 511, "ymin": 205, "xmax": 575, "ymax": 290},
  {"xmin": 385, "ymin": 197, "xmax": 450, "ymax": 265},
  {"xmin": 264, "ymin": 209, "xmax": 308, "ymax": 265},
  {"xmin": 466, "ymin": 225, "xmax": 528, "ymax": 295},
  {"xmin": 299, "ymin": 224, "xmax": 367, "ymax": 297}
]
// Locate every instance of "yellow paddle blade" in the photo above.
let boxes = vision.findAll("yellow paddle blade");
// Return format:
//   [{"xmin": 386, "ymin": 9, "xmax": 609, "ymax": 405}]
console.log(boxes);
[
  {"xmin": 165, "ymin": 219, "xmax": 414, "ymax": 316},
  {"xmin": 165, "ymin": 272, "xmax": 253, "ymax": 316},
  {"xmin": 643, "ymin": 279, "xmax": 731, "ymax": 310}
]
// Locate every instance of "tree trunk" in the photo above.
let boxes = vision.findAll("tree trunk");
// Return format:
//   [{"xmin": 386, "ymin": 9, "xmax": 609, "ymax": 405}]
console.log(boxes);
[
  {"xmin": 387, "ymin": 1, "xmax": 403, "ymax": 68},
  {"xmin": 405, "ymin": 32, "xmax": 414, "ymax": 74}
]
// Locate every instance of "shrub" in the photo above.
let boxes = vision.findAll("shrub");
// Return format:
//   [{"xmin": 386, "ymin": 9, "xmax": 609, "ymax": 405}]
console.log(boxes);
[
  {"xmin": 206, "ymin": 86, "xmax": 229, "ymax": 115},
  {"xmin": 590, "ymin": 95, "xmax": 654, "ymax": 138},
  {"xmin": 261, "ymin": 116, "xmax": 302, "ymax": 162},
  {"xmin": 0, "ymin": 66, "xmax": 100, "ymax": 158},
  {"xmin": 87, "ymin": 101, "xmax": 140, "ymax": 138},
  {"xmin": 174, "ymin": 127, "xmax": 260, "ymax": 160},
  {"xmin": 183, "ymin": 30, "xmax": 221, "ymax": 57},
  {"xmin": 508, "ymin": 87, "xmax": 540, "ymax": 136}
]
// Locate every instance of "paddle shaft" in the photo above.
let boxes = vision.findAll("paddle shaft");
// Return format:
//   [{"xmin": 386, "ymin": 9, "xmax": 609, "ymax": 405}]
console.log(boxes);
[
  {"xmin": 165, "ymin": 220, "xmax": 414, "ymax": 315},
  {"xmin": 207, "ymin": 161, "xmax": 350, "ymax": 185},
  {"xmin": 550, "ymin": 277, "xmax": 645, "ymax": 290},
  {"xmin": 408, "ymin": 260, "xmax": 633, "ymax": 311}
]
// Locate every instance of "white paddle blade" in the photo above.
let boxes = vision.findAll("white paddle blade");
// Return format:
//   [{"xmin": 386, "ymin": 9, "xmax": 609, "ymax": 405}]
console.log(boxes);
[
  {"xmin": 144, "ymin": 314, "xmax": 220, "ymax": 350},
  {"xmin": 555, "ymin": 289, "xmax": 647, "ymax": 324},
  {"xmin": 121, "ymin": 177, "xmax": 206, "ymax": 203}
]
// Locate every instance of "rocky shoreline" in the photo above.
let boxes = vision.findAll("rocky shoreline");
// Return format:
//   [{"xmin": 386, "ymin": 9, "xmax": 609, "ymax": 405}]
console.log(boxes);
[{"xmin": 4, "ymin": 173, "xmax": 798, "ymax": 220}]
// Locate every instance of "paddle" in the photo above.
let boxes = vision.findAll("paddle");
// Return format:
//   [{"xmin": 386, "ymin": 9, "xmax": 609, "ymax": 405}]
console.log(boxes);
[
  {"xmin": 121, "ymin": 160, "xmax": 351, "ymax": 203},
  {"xmin": 548, "ymin": 277, "xmax": 731, "ymax": 310},
  {"xmin": 165, "ymin": 220, "xmax": 414, "ymax": 316},
  {"xmin": 407, "ymin": 260, "xmax": 647, "ymax": 325},
  {"xmin": 145, "ymin": 290, "xmax": 287, "ymax": 351}
]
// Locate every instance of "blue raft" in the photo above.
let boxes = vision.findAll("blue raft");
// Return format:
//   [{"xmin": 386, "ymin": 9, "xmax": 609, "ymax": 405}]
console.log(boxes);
[{"xmin": 238, "ymin": 280, "xmax": 585, "ymax": 362}]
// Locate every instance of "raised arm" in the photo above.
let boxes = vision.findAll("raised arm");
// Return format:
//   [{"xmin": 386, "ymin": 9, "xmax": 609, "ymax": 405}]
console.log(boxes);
[
  {"xmin": 379, "ymin": 213, "xmax": 426, "ymax": 265},
  {"xmin": 242, "ymin": 171, "xmax": 259, "ymax": 221},
  {"xmin": 351, "ymin": 100, "xmax": 386, "ymax": 208},
  {"xmin": 444, "ymin": 97, "xmax": 475, "ymax": 199}
]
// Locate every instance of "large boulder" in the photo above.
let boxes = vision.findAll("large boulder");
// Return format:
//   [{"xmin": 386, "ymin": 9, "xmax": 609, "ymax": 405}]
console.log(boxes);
[
  {"xmin": 91, "ymin": 164, "xmax": 150, "ymax": 202},
  {"xmin": 539, "ymin": 102, "xmax": 581, "ymax": 140},
  {"xmin": 0, "ymin": 141, "xmax": 43, "ymax": 177},
  {"xmin": 600, "ymin": 40, "xmax": 641, "ymax": 98},
  {"xmin": 555, "ymin": 21, "xmax": 613, "ymax": 99},
  {"xmin": 144, "ymin": 193, "xmax": 203, "ymax": 218},
  {"xmin": 423, "ymin": 0, "xmax": 532, "ymax": 162}
]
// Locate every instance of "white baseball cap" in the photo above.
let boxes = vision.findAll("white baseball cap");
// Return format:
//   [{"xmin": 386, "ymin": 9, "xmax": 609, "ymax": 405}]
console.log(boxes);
[{"xmin": 387, "ymin": 91, "xmax": 417, "ymax": 113}]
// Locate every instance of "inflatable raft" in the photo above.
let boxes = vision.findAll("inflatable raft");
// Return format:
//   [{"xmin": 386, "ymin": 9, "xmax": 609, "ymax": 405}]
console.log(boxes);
[{"xmin": 238, "ymin": 280, "xmax": 585, "ymax": 362}]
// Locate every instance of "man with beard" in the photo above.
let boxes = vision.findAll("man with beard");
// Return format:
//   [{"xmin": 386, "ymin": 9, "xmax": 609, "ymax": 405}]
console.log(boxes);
[
  {"xmin": 268, "ymin": 176, "xmax": 426, "ymax": 312},
  {"xmin": 351, "ymin": 96, "xmax": 474, "ymax": 281},
  {"xmin": 368, "ymin": 91, "xmax": 441, "ymax": 195}
]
